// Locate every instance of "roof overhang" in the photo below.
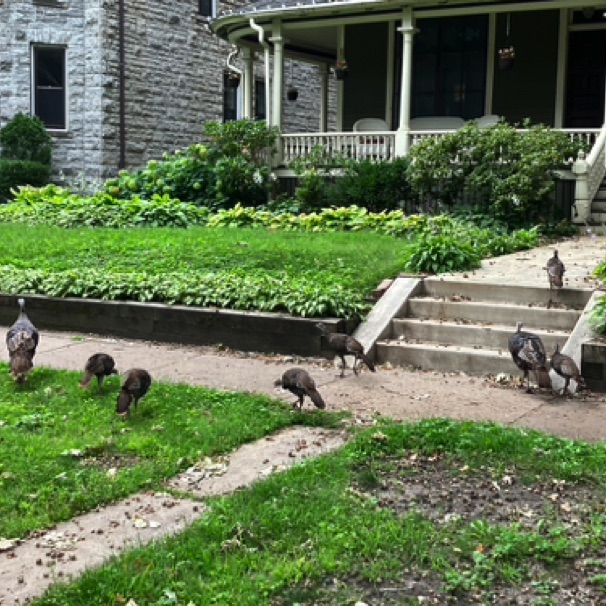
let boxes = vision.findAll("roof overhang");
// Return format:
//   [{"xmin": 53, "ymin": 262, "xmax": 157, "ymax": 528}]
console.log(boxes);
[{"xmin": 211, "ymin": 0, "xmax": 606, "ymax": 63}]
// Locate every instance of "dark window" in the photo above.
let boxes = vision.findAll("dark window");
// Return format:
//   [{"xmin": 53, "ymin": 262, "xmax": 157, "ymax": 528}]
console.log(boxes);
[
  {"xmin": 198, "ymin": 0, "xmax": 215, "ymax": 18},
  {"xmin": 254, "ymin": 79, "xmax": 266, "ymax": 121},
  {"xmin": 223, "ymin": 72, "xmax": 239, "ymax": 122},
  {"xmin": 33, "ymin": 45, "xmax": 66, "ymax": 129}
]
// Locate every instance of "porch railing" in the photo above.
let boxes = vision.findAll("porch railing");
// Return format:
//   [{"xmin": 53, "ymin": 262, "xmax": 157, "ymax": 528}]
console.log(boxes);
[
  {"xmin": 280, "ymin": 128, "xmax": 599, "ymax": 166},
  {"xmin": 281, "ymin": 131, "xmax": 396, "ymax": 165}
]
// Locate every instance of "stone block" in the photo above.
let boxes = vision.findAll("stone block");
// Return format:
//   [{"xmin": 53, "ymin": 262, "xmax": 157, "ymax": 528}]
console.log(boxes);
[{"xmin": 582, "ymin": 340, "xmax": 606, "ymax": 393}]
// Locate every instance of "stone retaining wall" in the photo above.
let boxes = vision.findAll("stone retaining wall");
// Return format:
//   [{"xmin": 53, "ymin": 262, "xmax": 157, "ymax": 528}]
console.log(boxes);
[{"xmin": 0, "ymin": 294, "xmax": 354, "ymax": 358}]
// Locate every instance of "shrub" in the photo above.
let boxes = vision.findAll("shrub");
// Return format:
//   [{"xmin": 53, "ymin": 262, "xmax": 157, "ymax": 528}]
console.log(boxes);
[
  {"xmin": 329, "ymin": 158, "xmax": 413, "ymax": 212},
  {"xmin": 103, "ymin": 120, "xmax": 279, "ymax": 210},
  {"xmin": 407, "ymin": 122, "xmax": 587, "ymax": 229},
  {"xmin": 0, "ymin": 113, "xmax": 52, "ymax": 165},
  {"xmin": 402, "ymin": 233, "xmax": 482, "ymax": 274},
  {"xmin": 0, "ymin": 160, "xmax": 51, "ymax": 203}
]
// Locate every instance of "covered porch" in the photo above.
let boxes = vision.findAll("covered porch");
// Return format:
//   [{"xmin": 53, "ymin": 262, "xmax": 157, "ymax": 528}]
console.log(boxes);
[{"xmin": 211, "ymin": 0, "xmax": 606, "ymax": 222}]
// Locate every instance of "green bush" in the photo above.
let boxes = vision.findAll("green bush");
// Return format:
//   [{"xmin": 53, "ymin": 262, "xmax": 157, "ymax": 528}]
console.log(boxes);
[
  {"xmin": 1, "ymin": 185, "xmax": 208, "ymax": 228},
  {"xmin": 0, "ymin": 113, "xmax": 52, "ymax": 165},
  {"xmin": 402, "ymin": 233, "xmax": 482, "ymax": 274},
  {"xmin": 102, "ymin": 120, "xmax": 279, "ymax": 210},
  {"xmin": 329, "ymin": 158, "xmax": 413, "ymax": 212},
  {"xmin": 0, "ymin": 160, "xmax": 51, "ymax": 203},
  {"xmin": 407, "ymin": 122, "xmax": 587, "ymax": 228}
]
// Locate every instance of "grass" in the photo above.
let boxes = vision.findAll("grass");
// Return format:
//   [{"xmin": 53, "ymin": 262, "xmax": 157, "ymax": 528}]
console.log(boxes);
[
  {"xmin": 30, "ymin": 419, "xmax": 606, "ymax": 605},
  {"xmin": 0, "ymin": 224, "xmax": 409, "ymax": 295},
  {"xmin": 0, "ymin": 364, "xmax": 343, "ymax": 539}
]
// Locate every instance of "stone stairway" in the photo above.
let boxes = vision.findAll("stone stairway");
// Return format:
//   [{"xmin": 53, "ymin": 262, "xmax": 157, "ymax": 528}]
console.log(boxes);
[{"xmin": 374, "ymin": 277, "xmax": 593, "ymax": 376}]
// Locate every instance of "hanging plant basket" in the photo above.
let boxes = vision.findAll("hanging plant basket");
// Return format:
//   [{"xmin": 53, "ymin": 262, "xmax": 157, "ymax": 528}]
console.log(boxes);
[
  {"xmin": 225, "ymin": 73, "xmax": 241, "ymax": 88},
  {"xmin": 287, "ymin": 88, "xmax": 299, "ymax": 101},
  {"xmin": 498, "ymin": 47, "xmax": 515, "ymax": 70}
]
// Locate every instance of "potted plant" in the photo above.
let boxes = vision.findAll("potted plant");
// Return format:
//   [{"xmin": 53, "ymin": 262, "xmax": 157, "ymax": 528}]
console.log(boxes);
[
  {"xmin": 225, "ymin": 71, "xmax": 241, "ymax": 88},
  {"xmin": 334, "ymin": 59, "xmax": 348, "ymax": 81},
  {"xmin": 498, "ymin": 46, "xmax": 515, "ymax": 70},
  {"xmin": 287, "ymin": 87, "xmax": 299, "ymax": 101}
]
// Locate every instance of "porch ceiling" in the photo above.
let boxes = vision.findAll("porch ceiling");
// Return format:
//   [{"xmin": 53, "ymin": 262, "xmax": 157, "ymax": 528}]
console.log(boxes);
[{"xmin": 211, "ymin": 0, "xmax": 606, "ymax": 63}]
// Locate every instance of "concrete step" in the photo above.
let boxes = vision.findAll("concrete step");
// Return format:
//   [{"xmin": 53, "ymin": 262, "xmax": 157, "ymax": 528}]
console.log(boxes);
[
  {"xmin": 406, "ymin": 299, "xmax": 581, "ymax": 331},
  {"xmin": 391, "ymin": 318, "xmax": 569, "ymax": 350},
  {"xmin": 375, "ymin": 341, "xmax": 519, "ymax": 375},
  {"xmin": 591, "ymin": 199, "xmax": 606, "ymax": 211},
  {"xmin": 421, "ymin": 278, "xmax": 591, "ymax": 309}
]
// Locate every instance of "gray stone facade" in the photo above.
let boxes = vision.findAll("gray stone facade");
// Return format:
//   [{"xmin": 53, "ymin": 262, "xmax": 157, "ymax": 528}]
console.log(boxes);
[{"xmin": 0, "ymin": 0, "xmax": 332, "ymax": 182}]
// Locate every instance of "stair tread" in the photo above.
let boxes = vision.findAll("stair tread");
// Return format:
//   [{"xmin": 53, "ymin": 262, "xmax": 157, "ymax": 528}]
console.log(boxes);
[
  {"xmin": 408, "ymin": 297, "xmax": 581, "ymax": 310},
  {"xmin": 377, "ymin": 340, "xmax": 524, "ymax": 357},
  {"xmin": 392, "ymin": 317, "xmax": 572, "ymax": 334}
]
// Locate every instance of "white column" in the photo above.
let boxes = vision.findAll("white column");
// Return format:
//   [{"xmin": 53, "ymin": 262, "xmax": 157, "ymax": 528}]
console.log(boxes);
[
  {"xmin": 270, "ymin": 20, "xmax": 285, "ymax": 129},
  {"xmin": 242, "ymin": 48, "xmax": 254, "ymax": 119},
  {"xmin": 336, "ymin": 24, "xmax": 345, "ymax": 130},
  {"xmin": 319, "ymin": 64, "xmax": 329, "ymax": 132},
  {"xmin": 395, "ymin": 6, "xmax": 414, "ymax": 156}
]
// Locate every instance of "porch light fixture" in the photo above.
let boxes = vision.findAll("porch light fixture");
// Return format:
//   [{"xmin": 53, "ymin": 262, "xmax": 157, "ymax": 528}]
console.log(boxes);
[
  {"xmin": 498, "ymin": 14, "xmax": 515, "ymax": 70},
  {"xmin": 334, "ymin": 59, "xmax": 348, "ymax": 80}
]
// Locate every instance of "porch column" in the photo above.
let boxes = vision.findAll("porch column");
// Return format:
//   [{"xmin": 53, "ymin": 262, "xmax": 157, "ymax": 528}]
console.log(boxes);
[
  {"xmin": 242, "ymin": 48, "xmax": 254, "ymax": 119},
  {"xmin": 395, "ymin": 6, "xmax": 414, "ymax": 157},
  {"xmin": 270, "ymin": 21, "xmax": 285, "ymax": 129},
  {"xmin": 319, "ymin": 64, "xmax": 329, "ymax": 132}
]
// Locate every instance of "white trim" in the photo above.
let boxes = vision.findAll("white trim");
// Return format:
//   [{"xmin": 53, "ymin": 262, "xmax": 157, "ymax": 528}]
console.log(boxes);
[
  {"xmin": 485, "ymin": 12, "xmax": 495, "ymax": 114},
  {"xmin": 385, "ymin": 20, "xmax": 395, "ymax": 128},
  {"xmin": 30, "ymin": 43, "xmax": 68, "ymax": 132},
  {"xmin": 554, "ymin": 8, "xmax": 569, "ymax": 127}
]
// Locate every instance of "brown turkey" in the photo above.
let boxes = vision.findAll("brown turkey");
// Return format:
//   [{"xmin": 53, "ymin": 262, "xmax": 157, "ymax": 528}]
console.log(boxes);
[
  {"xmin": 546, "ymin": 250, "xmax": 565, "ymax": 308},
  {"xmin": 6, "ymin": 298, "xmax": 39, "ymax": 382},
  {"xmin": 508, "ymin": 322, "xmax": 551, "ymax": 392},
  {"xmin": 550, "ymin": 343, "xmax": 587, "ymax": 395},
  {"xmin": 117, "ymin": 368, "xmax": 152, "ymax": 417},
  {"xmin": 274, "ymin": 367, "xmax": 326, "ymax": 410},
  {"xmin": 316, "ymin": 322, "xmax": 375, "ymax": 377},
  {"xmin": 81, "ymin": 353, "xmax": 118, "ymax": 391}
]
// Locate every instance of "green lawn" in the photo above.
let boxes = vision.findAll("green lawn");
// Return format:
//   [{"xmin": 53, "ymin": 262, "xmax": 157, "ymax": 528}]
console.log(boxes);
[
  {"xmin": 0, "ymin": 224, "xmax": 411, "ymax": 317},
  {"xmin": 0, "ymin": 365, "xmax": 342, "ymax": 539},
  {"xmin": 0, "ymin": 224, "xmax": 408, "ymax": 292},
  {"xmin": 32, "ymin": 419, "xmax": 606, "ymax": 605}
]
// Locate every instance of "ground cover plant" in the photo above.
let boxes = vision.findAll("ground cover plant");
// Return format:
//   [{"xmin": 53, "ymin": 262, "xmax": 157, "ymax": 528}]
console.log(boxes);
[
  {"xmin": 33, "ymin": 418, "xmax": 606, "ymax": 605},
  {"xmin": 0, "ymin": 363, "xmax": 342, "ymax": 539},
  {"xmin": 0, "ymin": 223, "xmax": 412, "ymax": 318}
]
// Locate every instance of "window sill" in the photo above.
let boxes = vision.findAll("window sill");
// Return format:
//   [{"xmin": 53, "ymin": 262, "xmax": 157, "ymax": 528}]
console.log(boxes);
[
  {"xmin": 33, "ymin": 0, "xmax": 68, "ymax": 7},
  {"xmin": 48, "ymin": 129, "xmax": 71, "ymax": 138}
]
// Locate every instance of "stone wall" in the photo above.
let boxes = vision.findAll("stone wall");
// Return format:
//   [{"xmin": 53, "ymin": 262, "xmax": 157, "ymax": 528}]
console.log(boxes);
[{"xmin": 0, "ymin": 0, "xmax": 106, "ymax": 181}]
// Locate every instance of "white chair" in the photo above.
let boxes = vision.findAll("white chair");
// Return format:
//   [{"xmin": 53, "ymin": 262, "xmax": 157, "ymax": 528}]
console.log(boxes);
[
  {"xmin": 472, "ymin": 114, "xmax": 501, "ymax": 128},
  {"xmin": 353, "ymin": 117, "xmax": 389, "ymax": 132},
  {"xmin": 409, "ymin": 116, "xmax": 465, "ymax": 130}
]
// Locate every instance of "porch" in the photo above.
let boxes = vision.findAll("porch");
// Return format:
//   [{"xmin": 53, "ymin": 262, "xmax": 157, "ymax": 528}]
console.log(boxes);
[{"xmin": 276, "ymin": 125, "xmax": 606, "ymax": 225}]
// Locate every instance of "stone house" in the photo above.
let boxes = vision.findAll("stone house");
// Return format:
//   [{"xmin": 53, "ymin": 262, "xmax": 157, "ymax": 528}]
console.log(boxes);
[{"xmin": 0, "ymin": 0, "xmax": 331, "ymax": 181}]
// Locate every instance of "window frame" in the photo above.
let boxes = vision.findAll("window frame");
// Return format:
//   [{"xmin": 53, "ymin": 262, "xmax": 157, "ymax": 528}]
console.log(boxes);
[
  {"xmin": 198, "ymin": 0, "xmax": 216, "ymax": 19},
  {"xmin": 222, "ymin": 71, "xmax": 242, "ymax": 122},
  {"xmin": 31, "ymin": 44, "xmax": 68, "ymax": 131}
]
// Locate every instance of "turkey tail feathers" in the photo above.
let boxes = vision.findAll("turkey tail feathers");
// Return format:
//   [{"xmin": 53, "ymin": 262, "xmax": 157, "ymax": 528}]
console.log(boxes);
[
  {"xmin": 80, "ymin": 371, "xmax": 94, "ymax": 389},
  {"xmin": 361, "ymin": 354, "xmax": 376, "ymax": 372},
  {"xmin": 536, "ymin": 367, "xmax": 552, "ymax": 389},
  {"xmin": 309, "ymin": 388, "xmax": 326, "ymax": 410}
]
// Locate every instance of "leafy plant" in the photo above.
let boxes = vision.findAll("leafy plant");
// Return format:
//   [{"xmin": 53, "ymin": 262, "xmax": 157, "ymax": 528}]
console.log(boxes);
[
  {"xmin": 0, "ymin": 161, "xmax": 51, "ymax": 203},
  {"xmin": 402, "ymin": 233, "xmax": 482, "ymax": 274},
  {"xmin": 0, "ymin": 112, "xmax": 52, "ymax": 165},
  {"xmin": 407, "ymin": 121, "xmax": 588, "ymax": 229}
]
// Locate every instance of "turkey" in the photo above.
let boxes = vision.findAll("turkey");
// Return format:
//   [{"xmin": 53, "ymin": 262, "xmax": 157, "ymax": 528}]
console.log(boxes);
[
  {"xmin": 274, "ymin": 367, "xmax": 326, "ymax": 410},
  {"xmin": 117, "ymin": 368, "xmax": 152, "ymax": 417},
  {"xmin": 316, "ymin": 322, "xmax": 375, "ymax": 377},
  {"xmin": 546, "ymin": 250, "xmax": 565, "ymax": 308},
  {"xmin": 6, "ymin": 298, "xmax": 40, "ymax": 383},
  {"xmin": 81, "ymin": 353, "xmax": 118, "ymax": 391},
  {"xmin": 551, "ymin": 343, "xmax": 587, "ymax": 396},
  {"xmin": 508, "ymin": 322, "xmax": 551, "ymax": 392}
]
